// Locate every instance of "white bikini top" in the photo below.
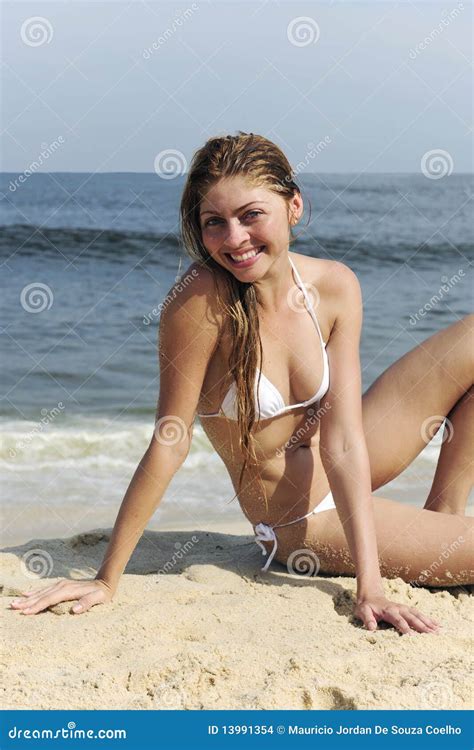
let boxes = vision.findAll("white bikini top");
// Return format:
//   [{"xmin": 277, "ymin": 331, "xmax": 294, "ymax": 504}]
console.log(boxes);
[{"xmin": 197, "ymin": 255, "xmax": 330, "ymax": 421}]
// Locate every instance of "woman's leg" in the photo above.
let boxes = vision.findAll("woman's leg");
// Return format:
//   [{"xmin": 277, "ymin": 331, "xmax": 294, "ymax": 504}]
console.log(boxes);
[
  {"xmin": 275, "ymin": 498, "xmax": 474, "ymax": 586},
  {"xmin": 361, "ymin": 315, "xmax": 473, "ymax": 498},
  {"xmin": 275, "ymin": 317, "xmax": 474, "ymax": 585},
  {"xmin": 423, "ymin": 386, "xmax": 474, "ymax": 515}
]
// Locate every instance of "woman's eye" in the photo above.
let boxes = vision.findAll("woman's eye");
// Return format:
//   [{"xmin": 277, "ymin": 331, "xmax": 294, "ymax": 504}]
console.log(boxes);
[{"xmin": 204, "ymin": 210, "xmax": 262, "ymax": 228}]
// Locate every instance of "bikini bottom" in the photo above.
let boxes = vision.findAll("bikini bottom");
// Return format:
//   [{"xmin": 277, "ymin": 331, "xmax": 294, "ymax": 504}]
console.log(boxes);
[{"xmin": 253, "ymin": 491, "xmax": 336, "ymax": 572}]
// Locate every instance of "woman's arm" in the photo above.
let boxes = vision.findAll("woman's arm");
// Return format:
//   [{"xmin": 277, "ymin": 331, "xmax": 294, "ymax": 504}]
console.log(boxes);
[
  {"xmin": 11, "ymin": 265, "xmax": 222, "ymax": 615},
  {"xmin": 319, "ymin": 263, "xmax": 384, "ymax": 596},
  {"xmin": 319, "ymin": 263, "xmax": 428, "ymax": 633},
  {"xmin": 93, "ymin": 440, "xmax": 190, "ymax": 592},
  {"xmin": 95, "ymin": 264, "xmax": 222, "ymax": 592}
]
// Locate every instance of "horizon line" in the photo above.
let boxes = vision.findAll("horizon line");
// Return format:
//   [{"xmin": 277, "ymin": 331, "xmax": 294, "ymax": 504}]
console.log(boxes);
[{"xmin": 1, "ymin": 170, "xmax": 473, "ymax": 176}]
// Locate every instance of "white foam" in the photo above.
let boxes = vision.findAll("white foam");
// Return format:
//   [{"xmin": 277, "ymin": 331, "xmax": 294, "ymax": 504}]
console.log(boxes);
[
  {"xmin": 0, "ymin": 417, "xmax": 216, "ymax": 468},
  {"xmin": 0, "ymin": 417, "xmax": 232, "ymax": 511},
  {"xmin": 2, "ymin": 416, "xmax": 464, "ymax": 515}
]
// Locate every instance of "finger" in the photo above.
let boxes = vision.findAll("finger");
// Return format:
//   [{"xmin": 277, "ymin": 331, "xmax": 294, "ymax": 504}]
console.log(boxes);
[
  {"xmin": 71, "ymin": 591, "xmax": 106, "ymax": 614},
  {"xmin": 11, "ymin": 586, "xmax": 59, "ymax": 607},
  {"xmin": 402, "ymin": 612, "xmax": 437, "ymax": 634},
  {"xmin": 409, "ymin": 609, "xmax": 442, "ymax": 630},
  {"xmin": 20, "ymin": 585, "xmax": 92, "ymax": 615},
  {"xmin": 383, "ymin": 611, "xmax": 413, "ymax": 635},
  {"xmin": 412, "ymin": 616, "xmax": 440, "ymax": 632},
  {"xmin": 360, "ymin": 604, "xmax": 378, "ymax": 631},
  {"xmin": 12, "ymin": 582, "xmax": 66, "ymax": 603},
  {"xmin": 11, "ymin": 585, "xmax": 64, "ymax": 609}
]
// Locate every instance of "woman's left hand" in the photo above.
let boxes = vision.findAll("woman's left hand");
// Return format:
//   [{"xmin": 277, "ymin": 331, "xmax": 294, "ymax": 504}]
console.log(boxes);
[{"xmin": 354, "ymin": 595, "xmax": 442, "ymax": 635}]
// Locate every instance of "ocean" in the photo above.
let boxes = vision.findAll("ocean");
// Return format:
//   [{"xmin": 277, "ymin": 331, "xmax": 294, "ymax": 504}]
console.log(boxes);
[{"xmin": 1, "ymin": 172, "xmax": 472, "ymax": 544}]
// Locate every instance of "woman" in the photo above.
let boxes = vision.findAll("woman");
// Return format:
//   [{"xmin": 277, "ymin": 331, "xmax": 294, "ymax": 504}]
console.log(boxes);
[{"xmin": 11, "ymin": 133, "xmax": 473, "ymax": 633}]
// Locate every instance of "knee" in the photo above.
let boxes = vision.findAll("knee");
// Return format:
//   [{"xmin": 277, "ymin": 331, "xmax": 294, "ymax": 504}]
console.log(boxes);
[
  {"xmin": 460, "ymin": 313, "xmax": 474, "ymax": 347},
  {"xmin": 453, "ymin": 315, "xmax": 474, "ymax": 382}
]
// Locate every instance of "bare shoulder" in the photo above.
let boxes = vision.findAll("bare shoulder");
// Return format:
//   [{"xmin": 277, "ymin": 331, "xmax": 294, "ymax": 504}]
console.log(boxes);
[
  {"xmin": 157, "ymin": 261, "xmax": 226, "ymax": 390},
  {"xmin": 155, "ymin": 262, "xmax": 228, "ymax": 428},
  {"xmin": 296, "ymin": 254, "xmax": 360, "ymax": 296},
  {"xmin": 159, "ymin": 261, "xmax": 226, "ymax": 331},
  {"xmin": 292, "ymin": 254, "xmax": 362, "ymax": 334}
]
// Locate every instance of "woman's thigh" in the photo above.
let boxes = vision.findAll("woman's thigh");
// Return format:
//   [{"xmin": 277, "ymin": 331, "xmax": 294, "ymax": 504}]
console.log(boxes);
[
  {"xmin": 361, "ymin": 316, "xmax": 473, "ymax": 490},
  {"xmin": 274, "ymin": 498, "xmax": 474, "ymax": 586}
]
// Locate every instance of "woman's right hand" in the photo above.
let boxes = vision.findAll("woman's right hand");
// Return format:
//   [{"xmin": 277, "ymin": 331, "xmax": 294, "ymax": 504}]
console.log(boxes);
[{"xmin": 9, "ymin": 578, "xmax": 114, "ymax": 615}]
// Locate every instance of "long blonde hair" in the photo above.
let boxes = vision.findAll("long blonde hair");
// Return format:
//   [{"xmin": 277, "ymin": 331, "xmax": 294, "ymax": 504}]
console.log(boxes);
[{"xmin": 180, "ymin": 132, "xmax": 304, "ymax": 507}]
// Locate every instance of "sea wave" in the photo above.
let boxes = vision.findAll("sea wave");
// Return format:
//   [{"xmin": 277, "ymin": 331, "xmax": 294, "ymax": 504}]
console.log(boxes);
[
  {"xmin": 1, "ymin": 223, "xmax": 472, "ymax": 267},
  {"xmin": 1, "ymin": 415, "xmax": 463, "ymax": 517},
  {"xmin": 0, "ymin": 224, "xmax": 182, "ymax": 262},
  {"xmin": 0, "ymin": 415, "xmax": 445, "ymax": 470},
  {"xmin": 0, "ymin": 417, "xmax": 217, "ymax": 472}
]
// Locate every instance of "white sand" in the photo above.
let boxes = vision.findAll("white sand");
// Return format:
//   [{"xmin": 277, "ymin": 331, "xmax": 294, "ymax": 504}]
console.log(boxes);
[{"xmin": 1, "ymin": 524, "xmax": 472, "ymax": 710}]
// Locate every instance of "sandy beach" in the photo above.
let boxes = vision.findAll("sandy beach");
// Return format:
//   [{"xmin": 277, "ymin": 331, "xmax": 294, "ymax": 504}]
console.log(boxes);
[
  {"xmin": 2, "ymin": 0, "xmax": 473, "ymax": 720},
  {"xmin": 1, "ymin": 520, "xmax": 472, "ymax": 711}
]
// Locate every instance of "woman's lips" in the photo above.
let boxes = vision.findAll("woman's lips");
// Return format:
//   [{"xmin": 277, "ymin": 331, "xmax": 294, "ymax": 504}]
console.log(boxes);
[{"xmin": 226, "ymin": 246, "xmax": 265, "ymax": 268}]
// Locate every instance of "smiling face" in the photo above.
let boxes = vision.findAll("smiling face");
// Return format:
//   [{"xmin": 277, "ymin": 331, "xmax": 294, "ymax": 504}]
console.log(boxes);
[{"xmin": 199, "ymin": 176, "xmax": 303, "ymax": 279}]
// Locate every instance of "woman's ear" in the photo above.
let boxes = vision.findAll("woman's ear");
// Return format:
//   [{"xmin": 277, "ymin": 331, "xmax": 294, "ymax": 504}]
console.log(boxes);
[{"xmin": 289, "ymin": 191, "xmax": 304, "ymax": 225}]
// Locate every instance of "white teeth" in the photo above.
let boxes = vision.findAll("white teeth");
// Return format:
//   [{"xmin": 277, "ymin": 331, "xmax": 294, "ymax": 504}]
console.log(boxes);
[{"xmin": 229, "ymin": 247, "xmax": 263, "ymax": 262}]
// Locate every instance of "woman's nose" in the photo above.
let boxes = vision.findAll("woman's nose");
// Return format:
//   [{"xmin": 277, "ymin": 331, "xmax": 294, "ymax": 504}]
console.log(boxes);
[{"xmin": 223, "ymin": 219, "xmax": 251, "ymax": 249}]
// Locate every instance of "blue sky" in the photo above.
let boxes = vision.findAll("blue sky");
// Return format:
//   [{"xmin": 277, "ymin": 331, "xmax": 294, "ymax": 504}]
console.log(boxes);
[{"xmin": 2, "ymin": 0, "xmax": 472, "ymax": 173}]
